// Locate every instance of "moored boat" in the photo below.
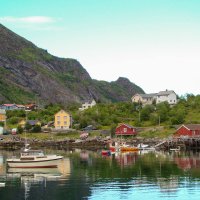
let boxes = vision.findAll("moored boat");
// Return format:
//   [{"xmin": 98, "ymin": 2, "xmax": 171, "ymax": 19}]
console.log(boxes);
[
  {"xmin": 6, "ymin": 145, "xmax": 63, "ymax": 168},
  {"xmin": 120, "ymin": 146, "xmax": 139, "ymax": 152},
  {"xmin": 101, "ymin": 150, "xmax": 111, "ymax": 156}
]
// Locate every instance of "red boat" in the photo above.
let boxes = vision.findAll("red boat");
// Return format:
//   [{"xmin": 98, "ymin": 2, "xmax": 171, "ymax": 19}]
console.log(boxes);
[{"xmin": 101, "ymin": 150, "xmax": 111, "ymax": 156}]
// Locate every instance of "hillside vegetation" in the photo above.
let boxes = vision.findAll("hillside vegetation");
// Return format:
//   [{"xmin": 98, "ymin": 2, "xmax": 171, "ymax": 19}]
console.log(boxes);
[{"xmin": 4, "ymin": 94, "xmax": 200, "ymax": 138}]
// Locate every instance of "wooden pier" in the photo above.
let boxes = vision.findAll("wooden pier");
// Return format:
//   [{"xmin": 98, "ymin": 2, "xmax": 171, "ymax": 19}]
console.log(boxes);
[{"xmin": 155, "ymin": 136, "xmax": 200, "ymax": 150}]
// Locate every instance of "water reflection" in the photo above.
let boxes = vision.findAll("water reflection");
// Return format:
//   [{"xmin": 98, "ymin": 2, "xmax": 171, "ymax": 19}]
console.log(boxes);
[
  {"xmin": 1, "ymin": 150, "xmax": 200, "ymax": 200},
  {"xmin": 115, "ymin": 152, "xmax": 138, "ymax": 167},
  {"xmin": 0, "ymin": 152, "xmax": 71, "ymax": 200}
]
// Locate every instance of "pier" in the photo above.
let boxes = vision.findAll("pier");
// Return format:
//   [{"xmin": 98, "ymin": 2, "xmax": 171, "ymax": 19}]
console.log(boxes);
[{"xmin": 155, "ymin": 136, "xmax": 200, "ymax": 150}]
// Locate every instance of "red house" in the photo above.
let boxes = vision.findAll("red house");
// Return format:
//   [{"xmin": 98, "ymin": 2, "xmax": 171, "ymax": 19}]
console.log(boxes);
[
  {"xmin": 115, "ymin": 124, "xmax": 137, "ymax": 136},
  {"xmin": 175, "ymin": 124, "xmax": 200, "ymax": 137}
]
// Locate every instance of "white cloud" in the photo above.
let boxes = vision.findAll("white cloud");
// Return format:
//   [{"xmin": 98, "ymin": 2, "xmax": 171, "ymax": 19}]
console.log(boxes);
[{"xmin": 0, "ymin": 16, "xmax": 57, "ymax": 24}]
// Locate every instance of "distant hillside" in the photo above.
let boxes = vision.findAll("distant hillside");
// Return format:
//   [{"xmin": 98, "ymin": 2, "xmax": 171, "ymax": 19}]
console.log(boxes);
[{"xmin": 0, "ymin": 24, "xmax": 145, "ymax": 105}]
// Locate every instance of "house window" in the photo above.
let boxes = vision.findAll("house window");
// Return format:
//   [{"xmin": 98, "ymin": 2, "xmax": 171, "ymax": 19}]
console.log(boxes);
[
  {"xmin": 64, "ymin": 116, "xmax": 67, "ymax": 120},
  {"xmin": 124, "ymin": 128, "xmax": 127, "ymax": 132},
  {"xmin": 64, "ymin": 121, "xmax": 67, "ymax": 125},
  {"xmin": 57, "ymin": 116, "xmax": 60, "ymax": 121},
  {"xmin": 57, "ymin": 121, "xmax": 60, "ymax": 125}
]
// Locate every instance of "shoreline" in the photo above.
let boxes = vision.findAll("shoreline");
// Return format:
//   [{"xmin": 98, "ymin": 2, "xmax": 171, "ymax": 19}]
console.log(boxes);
[{"xmin": 0, "ymin": 136, "xmax": 162, "ymax": 151}]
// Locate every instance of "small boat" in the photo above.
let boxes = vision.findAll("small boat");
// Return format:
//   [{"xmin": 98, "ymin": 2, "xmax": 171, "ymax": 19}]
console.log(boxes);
[
  {"xmin": 120, "ymin": 145, "xmax": 139, "ymax": 152},
  {"xmin": 101, "ymin": 150, "xmax": 111, "ymax": 156},
  {"xmin": 170, "ymin": 146, "xmax": 180, "ymax": 152},
  {"xmin": 137, "ymin": 143, "xmax": 155, "ymax": 151},
  {"xmin": 6, "ymin": 144, "xmax": 63, "ymax": 168}
]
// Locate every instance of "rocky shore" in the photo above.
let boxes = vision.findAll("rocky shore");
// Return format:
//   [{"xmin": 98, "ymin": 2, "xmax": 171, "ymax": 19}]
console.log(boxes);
[{"xmin": 0, "ymin": 135, "xmax": 162, "ymax": 151}]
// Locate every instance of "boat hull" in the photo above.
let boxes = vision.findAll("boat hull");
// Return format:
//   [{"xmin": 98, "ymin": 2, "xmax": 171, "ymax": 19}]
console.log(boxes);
[
  {"xmin": 7, "ymin": 156, "xmax": 63, "ymax": 168},
  {"xmin": 120, "ymin": 147, "xmax": 139, "ymax": 152}
]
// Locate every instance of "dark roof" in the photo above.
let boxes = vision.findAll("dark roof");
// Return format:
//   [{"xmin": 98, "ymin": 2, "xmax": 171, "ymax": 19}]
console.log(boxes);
[
  {"xmin": 157, "ymin": 90, "xmax": 175, "ymax": 96},
  {"xmin": 27, "ymin": 120, "xmax": 39, "ymax": 126},
  {"xmin": 133, "ymin": 93, "xmax": 157, "ymax": 99},
  {"xmin": 179, "ymin": 124, "xmax": 200, "ymax": 131}
]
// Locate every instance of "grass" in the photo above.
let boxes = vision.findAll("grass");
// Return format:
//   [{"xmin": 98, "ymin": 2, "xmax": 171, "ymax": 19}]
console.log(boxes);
[{"xmin": 138, "ymin": 126, "xmax": 176, "ymax": 138}]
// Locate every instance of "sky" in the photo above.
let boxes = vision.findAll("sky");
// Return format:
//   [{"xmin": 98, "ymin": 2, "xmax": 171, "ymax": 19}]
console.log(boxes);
[{"xmin": 0, "ymin": 0, "xmax": 200, "ymax": 96}]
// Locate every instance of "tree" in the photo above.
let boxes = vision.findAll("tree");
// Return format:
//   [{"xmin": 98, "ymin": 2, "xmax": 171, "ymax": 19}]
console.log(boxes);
[
  {"xmin": 110, "ymin": 124, "xmax": 117, "ymax": 138},
  {"xmin": 17, "ymin": 125, "xmax": 23, "ymax": 134},
  {"xmin": 32, "ymin": 125, "xmax": 41, "ymax": 133},
  {"xmin": 25, "ymin": 122, "xmax": 32, "ymax": 132}
]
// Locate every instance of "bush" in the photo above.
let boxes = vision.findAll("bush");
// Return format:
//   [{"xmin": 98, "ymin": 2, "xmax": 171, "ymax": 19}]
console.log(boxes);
[
  {"xmin": 32, "ymin": 125, "xmax": 41, "ymax": 133},
  {"xmin": 17, "ymin": 125, "xmax": 23, "ymax": 134}
]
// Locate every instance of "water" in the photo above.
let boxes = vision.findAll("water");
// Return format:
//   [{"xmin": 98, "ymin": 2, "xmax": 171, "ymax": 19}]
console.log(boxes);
[{"xmin": 0, "ymin": 149, "xmax": 200, "ymax": 200}]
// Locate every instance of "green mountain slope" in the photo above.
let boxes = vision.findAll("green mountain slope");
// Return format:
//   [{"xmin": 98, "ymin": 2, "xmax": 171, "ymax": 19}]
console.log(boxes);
[{"xmin": 0, "ymin": 24, "xmax": 144, "ymax": 105}]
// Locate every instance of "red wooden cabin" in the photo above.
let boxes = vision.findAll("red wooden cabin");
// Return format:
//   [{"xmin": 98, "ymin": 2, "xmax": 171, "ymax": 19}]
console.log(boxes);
[
  {"xmin": 175, "ymin": 124, "xmax": 200, "ymax": 137},
  {"xmin": 115, "ymin": 124, "xmax": 137, "ymax": 136}
]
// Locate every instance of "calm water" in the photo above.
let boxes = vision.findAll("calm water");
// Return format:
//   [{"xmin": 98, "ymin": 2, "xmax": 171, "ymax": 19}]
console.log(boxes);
[{"xmin": 0, "ymin": 149, "xmax": 200, "ymax": 200}]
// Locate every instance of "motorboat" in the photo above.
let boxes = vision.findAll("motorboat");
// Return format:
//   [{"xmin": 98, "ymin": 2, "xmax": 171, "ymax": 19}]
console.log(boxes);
[
  {"xmin": 119, "ymin": 142, "xmax": 139, "ymax": 152},
  {"xmin": 137, "ymin": 143, "xmax": 155, "ymax": 151},
  {"xmin": 6, "ymin": 144, "xmax": 63, "ymax": 168},
  {"xmin": 101, "ymin": 150, "xmax": 111, "ymax": 156}
]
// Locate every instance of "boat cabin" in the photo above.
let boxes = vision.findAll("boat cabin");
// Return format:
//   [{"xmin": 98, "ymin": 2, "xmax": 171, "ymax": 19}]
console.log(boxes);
[{"xmin": 20, "ymin": 150, "xmax": 45, "ymax": 160}]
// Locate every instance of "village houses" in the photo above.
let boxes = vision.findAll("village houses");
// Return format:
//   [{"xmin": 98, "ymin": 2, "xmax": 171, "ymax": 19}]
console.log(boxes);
[
  {"xmin": 115, "ymin": 124, "xmax": 137, "ymax": 136},
  {"xmin": 131, "ymin": 90, "xmax": 177, "ymax": 105},
  {"xmin": 54, "ymin": 110, "xmax": 72, "ymax": 129},
  {"xmin": 19, "ymin": 119, "xmax": 41, "ymax": 128},
  {"xmin": 79, "ymin": 99, "xmax": 96, "ymax": 111},
  {"xmin": 0, "ymin": 109, "xmax": 6, "ymax": 122}
]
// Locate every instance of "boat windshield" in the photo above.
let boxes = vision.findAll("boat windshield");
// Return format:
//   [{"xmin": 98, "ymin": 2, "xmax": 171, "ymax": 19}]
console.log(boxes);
[{"xmin": 21, "ymin": 150, "xmax": 44, "ymax": 157}]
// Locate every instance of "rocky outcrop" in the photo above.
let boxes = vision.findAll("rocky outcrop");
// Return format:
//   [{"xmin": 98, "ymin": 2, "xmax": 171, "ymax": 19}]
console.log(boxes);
[{"xmin": 0, "ymin": 24, "xmax": 144, "ymax": 104}]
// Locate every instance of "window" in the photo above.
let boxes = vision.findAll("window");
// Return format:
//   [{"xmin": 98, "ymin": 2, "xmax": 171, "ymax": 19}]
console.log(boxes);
[
  {"xmin": 64, "ymin": 121, "xmax": 67, "ymax": 125},
  {"xmin": 57, "ymin": 121, "xmax": 60, "ymax": 125},
  {"xmin": 124, "ymin": 128, "xmax": 127, "ymax": 132},
  {"xmin": 57, "ymin": 116, "xmax": 60, "ymax": 120},
  {"xmin": 64, "ymin": 116, "xmax": 67, "ymax": 120}
]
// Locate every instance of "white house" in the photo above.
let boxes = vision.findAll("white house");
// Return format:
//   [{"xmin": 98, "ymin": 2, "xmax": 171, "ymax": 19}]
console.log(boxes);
[
  {"xmin": 79, "ymin": 100, "xmax": 96, "ymax": 111},
  {"xmin": 156, "ymin": 90, "xmax": 177, "ymax": 105},
  {"xmin": 131, "ymin": 90, "xmax": 177, "ymax": 105},
  {"xmin": 131, "ymin": 93, "xmax": 157, "ymax": 105}
]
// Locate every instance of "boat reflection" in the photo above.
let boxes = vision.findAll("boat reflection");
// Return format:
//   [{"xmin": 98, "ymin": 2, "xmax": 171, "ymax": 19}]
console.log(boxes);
[
  {"xmin": 6, "ymin": 158, "xmax": 71, "ymax": 200},
  {"xmin": 115, "ymin": 152, "xmax": 138, "ymax": 167}
]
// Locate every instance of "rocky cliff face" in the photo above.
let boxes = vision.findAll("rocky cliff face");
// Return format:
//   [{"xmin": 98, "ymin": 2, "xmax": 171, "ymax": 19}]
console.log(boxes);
[{"xmin": 0, "ymin": 24, "xmax": 144, "ymax": 105}]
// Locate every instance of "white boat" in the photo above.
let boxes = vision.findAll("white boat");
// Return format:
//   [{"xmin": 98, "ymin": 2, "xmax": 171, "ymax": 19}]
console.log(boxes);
[
  {"xmin": 137, "ymin": 143, "xmax": 155, "ymax": 151},
  {"xmin": 170, "ymin": 146, "xmax": 180, "ymax": 152},
  {"xmin": 7, "ymin": 145, "xmax": 63, "ymax": 168}
]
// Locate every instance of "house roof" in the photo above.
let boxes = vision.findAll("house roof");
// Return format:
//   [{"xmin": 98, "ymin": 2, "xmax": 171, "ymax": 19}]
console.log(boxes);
[
  {"xmin": 27, "ymin": 120, "xmax": 40, "ymax": 126},
  {"xmin": 16, "ymin": 105, "xmax": 25, "ymax": 108},
  {"xmin": 25, "ymin": 104, "xmax": 36, "ymax": 107},
  {"xmin": 132, "ymin": 93, "xmax": 157, "ymax": 99},
  {"xmin": 2, "ymin": 104, "xmax": 16, "ymax": 107},
  {"xmin": 177, "ymin": 124, "xmax": 200, "ymax": 131},
  {"xmin": 54, "ymin": 110, "xmax": 71, "ymax": 116},
  {"xmin": 117, "ymin": 123, "xmax": 136, "ymax": 129},
  {"xmin": 157, "ymin": 90, "xmax": 175, "ymax": 96}
]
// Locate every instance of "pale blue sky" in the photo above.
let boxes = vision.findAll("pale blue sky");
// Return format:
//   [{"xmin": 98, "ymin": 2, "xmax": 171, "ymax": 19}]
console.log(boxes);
[{"xmin": 1, "ymin": 0, "xmax": 200, "ymax": 95}]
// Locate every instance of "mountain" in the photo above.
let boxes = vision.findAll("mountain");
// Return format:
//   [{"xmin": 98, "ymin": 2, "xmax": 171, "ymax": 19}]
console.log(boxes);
[{"xmin": 0, "ymin": 24, "xmax": 145, "ymax": 105}]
